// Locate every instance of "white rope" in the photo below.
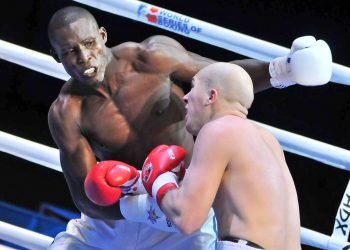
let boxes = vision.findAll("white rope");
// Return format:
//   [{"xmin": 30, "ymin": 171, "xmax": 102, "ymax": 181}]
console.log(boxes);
[
  {"xmin": 0, "ymin": 244, "xmax": 17, "ymax": 249},
  {"xmin": 254, "ymin": 121, "xmax": 350, "ymax": 171},
  {"xmin": 301, "ymin": 227, "xmax": 350, "ymax": 249},
  {"xmin": 0, "ymin": 39, "xmax": 69, "ymax": 81},
  {"xmin": 328, "ymin": 179, "xmax": 350, "ymax": 248},
  {"xmin": 2, "ymin": 116, "xmax": 350, "ymax": 172},
  {"xmin": 73, "ymin": 0, "xmax": 350, "ymax": 85},
  {"xmin": 0, "ymin": 131, "xmax": 61, "ymax": 172},
  {"xmin": 0, "ymin": 216, "xmax": 348, "ymax": 250},
  {"xmin": 0, "ymin": 221, "xmax": 53, "ymax": 250}
]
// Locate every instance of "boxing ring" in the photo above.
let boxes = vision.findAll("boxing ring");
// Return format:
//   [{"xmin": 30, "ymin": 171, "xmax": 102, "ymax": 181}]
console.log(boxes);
[{"xmin": 1, "ymin": 0, "xmax": 350, "ymax": 249}]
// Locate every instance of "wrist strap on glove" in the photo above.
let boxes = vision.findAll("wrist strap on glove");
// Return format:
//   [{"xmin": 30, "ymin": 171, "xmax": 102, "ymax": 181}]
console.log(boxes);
[
  {"xmin": 120, "ymin": 194, "xmax": 178, "ymax": 232},
  {"xmin": 269, "ymin": 56, "xmax": 295, "ymax": 88}
]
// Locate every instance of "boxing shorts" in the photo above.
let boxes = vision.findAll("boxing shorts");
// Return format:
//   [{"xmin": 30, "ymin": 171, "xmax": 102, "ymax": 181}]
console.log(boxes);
[
  {"xmin": 48, "ymin": 208, "xmax": 216, "ymax": 250},
  {"xmin": 216, "ymin": 236, "xmax": 264, "ymax": 250}
]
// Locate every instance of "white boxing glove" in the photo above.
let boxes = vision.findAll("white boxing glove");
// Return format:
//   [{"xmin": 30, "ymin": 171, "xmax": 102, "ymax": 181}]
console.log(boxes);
[{"xmin": 269, "ymin": 36, "xmax": 332, "ymax": 88}]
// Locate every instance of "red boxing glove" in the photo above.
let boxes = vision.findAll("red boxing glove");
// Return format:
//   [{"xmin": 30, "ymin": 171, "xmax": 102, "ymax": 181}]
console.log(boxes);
[
  {"xmin": 142, "ymin": 145, "xmax": 186, "ymax": 196},
  {"xmin": 84, "ymin": 160, "xmax": 140, "ymax": 206}
]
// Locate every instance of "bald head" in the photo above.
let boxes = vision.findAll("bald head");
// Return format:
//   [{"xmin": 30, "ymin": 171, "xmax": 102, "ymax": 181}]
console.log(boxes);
[
  {"xmin": 198, "ymin": 62, "xmax": 254, "ymax": 113},
  {"xmin": 48, "ymin": 6, "xmax": 98, "ymax": 44}
]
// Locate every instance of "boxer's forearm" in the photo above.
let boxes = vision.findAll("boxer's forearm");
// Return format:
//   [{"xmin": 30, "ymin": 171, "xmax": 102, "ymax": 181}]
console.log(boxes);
[
  {"xmin": 232, "ymin": 59, "xmax": 271, "ymax": 93},
  {"xmin": 160, "ymin": 189, "xmax": 207, "ymax": 235}
]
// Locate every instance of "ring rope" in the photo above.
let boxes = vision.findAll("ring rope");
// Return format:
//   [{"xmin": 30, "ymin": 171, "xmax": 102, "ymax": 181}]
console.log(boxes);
[
  {"xmin": 0, "ymin": 219, "xmax": 348, "ymax": 250},
  {"xmin": 0, "ymin": 220, "xmax": 53, "ymax": 249},
  {"xmin": 0, "ymin": 39, "xmax": 69, "ymax": 81},
  {"xmin": 301, "ymin": 227, "xmax": 350, "ymax": 250},
  {"xmin": 73, "ymin": 0, "xmax": 350, "ymax": 85},
  {"xmin": 0, "ymin": 131, "xmax": 60, "ymax": 172},
  {"xmin": 1, "ymin": 113, "xmax": 350, "ymax": 173},
  {"xmin": 254, "ymin": 121, "xmax": 350, "ymax": 171},
  {"xmin": 328, "ymin": 179, "xmax": 350, "ymax": 249}
]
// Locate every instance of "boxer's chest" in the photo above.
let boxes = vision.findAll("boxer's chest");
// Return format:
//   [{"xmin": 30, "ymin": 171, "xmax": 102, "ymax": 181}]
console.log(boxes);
[{"xmin": 79, "ymin": 73, "xmax": 184, "ymax": 162}]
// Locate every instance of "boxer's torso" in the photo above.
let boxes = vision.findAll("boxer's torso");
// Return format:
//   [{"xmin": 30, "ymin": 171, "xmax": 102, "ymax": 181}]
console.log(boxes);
[
  {"xmin": 211, "ymin": 118, "xmax": 300, "ymax": 249},
  {"xmin": 59, "ymin": 44, "xmax": 194, "ymax": 167}
]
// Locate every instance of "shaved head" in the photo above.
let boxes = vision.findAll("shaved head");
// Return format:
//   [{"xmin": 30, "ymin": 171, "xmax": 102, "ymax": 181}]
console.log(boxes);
[
  {"xmin": 48, "ymin": 6, "xmax": 98, "ymax": 45},
  {"xmin": 198, "ymin": 62, "xmax": 254, "ymax": 111}
]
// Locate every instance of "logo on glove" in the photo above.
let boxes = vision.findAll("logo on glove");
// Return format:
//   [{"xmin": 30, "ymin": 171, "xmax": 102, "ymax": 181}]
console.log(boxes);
[
  {"xmin": 142, "ymin": 162, "xmax": 153, "ymax": 183},
  {"xmin": 147, "ymin": 205, "xmax": 160, "ymax": 224},
  {"xmin": 166, "ymin": 148, "xmax": 176, "ymax": 160}
]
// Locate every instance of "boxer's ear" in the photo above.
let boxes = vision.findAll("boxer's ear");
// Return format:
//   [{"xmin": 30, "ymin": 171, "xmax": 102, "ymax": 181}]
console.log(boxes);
[
  {"xmin": 99, "ymin": 27, "xmax": 107, "ymax": 43},
  {"xmin": 50, "ymin": 49, "xmax": 61, "ymax": 63},
  {"xmin": 206, "ymin": 89, "xmax": 217, "ymax": 105}
]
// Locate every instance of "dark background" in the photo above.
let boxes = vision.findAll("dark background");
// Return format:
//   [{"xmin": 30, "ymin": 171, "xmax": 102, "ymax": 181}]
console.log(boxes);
[{"xmin": 0, "ymin": 0, "xmax": 350, "ymax": 248}]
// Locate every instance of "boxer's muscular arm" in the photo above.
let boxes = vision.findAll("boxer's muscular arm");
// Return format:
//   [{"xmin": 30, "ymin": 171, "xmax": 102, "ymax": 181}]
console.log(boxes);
[
  {"xmin": 187, "ymin": 52, "xmax": 271, "ymax": 93},
  {"xmin": 48, "ymin": 96, "xmax": 123, "ymax": 220},
  {"xmin": 159, "ymin": 122, "xmax": 231, "ymax": 234},
  {"xmin": 137, "ymin": 35, "xmax": 271, "ymax": 93},
  {"xmin": 231, "ymin": 59, "xmax": 270, "ymax": 92}
]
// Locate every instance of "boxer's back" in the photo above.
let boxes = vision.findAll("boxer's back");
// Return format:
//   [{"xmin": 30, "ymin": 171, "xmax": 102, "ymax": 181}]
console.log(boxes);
[{"xmin": 213, "ymin": 117, "xmax": 300, "ymax": 249}]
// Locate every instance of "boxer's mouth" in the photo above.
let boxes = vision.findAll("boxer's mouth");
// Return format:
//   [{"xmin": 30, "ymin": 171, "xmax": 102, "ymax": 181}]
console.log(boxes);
[{"xmin": 83, "ymin": 67, "xmax": 97, "ymax": 77}]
